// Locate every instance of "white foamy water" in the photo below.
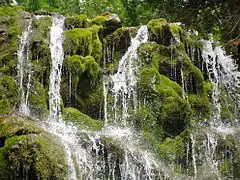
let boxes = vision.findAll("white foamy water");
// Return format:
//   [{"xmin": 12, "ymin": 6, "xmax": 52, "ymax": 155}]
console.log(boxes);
[
  {"xmin": 104, "ymin": 26, "xmax": 148, "ymax": 124},
  {"xmin": 48, "ymin": 14, "xmax": 65, "ymax": 121}
]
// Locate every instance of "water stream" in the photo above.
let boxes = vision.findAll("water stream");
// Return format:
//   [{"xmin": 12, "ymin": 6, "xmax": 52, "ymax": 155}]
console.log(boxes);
[{"xmin": 17, "ymin": 19, "xmax": 32, "ymax": 115}]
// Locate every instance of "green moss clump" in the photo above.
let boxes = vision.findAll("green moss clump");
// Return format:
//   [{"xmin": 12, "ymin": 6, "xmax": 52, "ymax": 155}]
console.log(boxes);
[
  {"xmin": 0, "ymin": 115, "xmax": 67, "ymax": 180},
  {"xmin": 32, "ymin": 16, "xmax": 52, "ymax": 43},
  {"xmin": 147, "ymin": 18, "xmax": 172, "ymax": 45},
  {"xmin": 64, "ymin": 55, "xmax": 100, "ymax": 80},
  {"xmin": 90, "ymin": 16, "xmax": 107, "ymax": 26},
  {"xmin": 64, "ymin": 28, "xmax": 92, "ymax": 56},
  {"xmin": 137, "ymin": 67, "xmax": 189, "ymax": 137},
  {"xmin": 62, "ymin": 108, "xmax": 103, "ymax": 130},
  {"xmin": 65, "ymin": 15, "xmax": 88, "ymax": 29},
  {"xmin": 64, "ymin": 26, "xmax": 103, "ymax": 63}
]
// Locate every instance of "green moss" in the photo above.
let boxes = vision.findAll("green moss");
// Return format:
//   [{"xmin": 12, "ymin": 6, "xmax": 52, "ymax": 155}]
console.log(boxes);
[
  {"xmin": 65, "ymin": 15, "xmax": 88, "ymax": 29},
  {"xmin": 64, "ymin": 28, "xmax": 92, "ymax": 55},
  {"xmin": 63, "ymin": 108, "xmax": 104, "ymax": 130},
  {"xmin": 0, "ymin": 74, "xmax": 19, "ymax": 108},
  {"xmin": 64, "ymin": 55, "xmax": 100, "ymax": 79},
  {"xmin": 188, "ymin": 94, "xmax": 210, "ymax": 118},
  {"xmin": 89, "ymin": 25, "xmax": 103, "ymax": 63},
  {"xmin": 0, "ymin": 96, "xmax": 11, "ymax": 115},
  {"xmin": 0, "ymin": 6, "xmax": 24, "ymax": 75},
  {"xmin": 147, "ymin": 18, "xmax": 172, "ymax": 45},
  {"xmin": 0, "ymin": 115, "xmax": 67, "ymax": 180},
  {"xmin": 28, "ymin": 81, "xmax": 48, "ymax": 118},
  {"xmin": 90, "ymin": 16, "xmax": 107, "ymax": 26},
  {"xmin": 64, "ymin": 25, "xmax": 104, "ymax": 63},
  {"xmin": 157, "ymin": 135, "xmax": 185, "ymax": 162}
]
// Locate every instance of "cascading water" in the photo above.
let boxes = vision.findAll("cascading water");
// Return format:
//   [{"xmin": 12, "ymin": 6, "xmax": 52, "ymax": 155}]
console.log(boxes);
[
  {"xmin": 46, "ymin": 25, "xmax": 175, "ymax": 180},
  {"xmin": 46, "ymin": 14, "xmax": 79, "ymax": 180},
  {"xmin": 104, "ymin": 25, "xmax": 149, "ymax": 124},
  {"xmin": 17, "ymin": 19, "xmax": 32, "ymax": 115},
  {"xmin": 202, "ymin": 40, "xmax": 240, "ymax": 131},
  {"xmin": 185, "ymin": 40, "xmax": 240, "ymax": 179},
  {"xmin": 48, "ymin": 14, "xmax": 65, "ymax": 121}
]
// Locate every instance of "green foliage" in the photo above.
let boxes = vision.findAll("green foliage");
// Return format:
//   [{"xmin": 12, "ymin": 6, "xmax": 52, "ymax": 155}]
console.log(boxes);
[{"xmin": 62, "ymin": 108, "xmax": 103, "ymax": 130}]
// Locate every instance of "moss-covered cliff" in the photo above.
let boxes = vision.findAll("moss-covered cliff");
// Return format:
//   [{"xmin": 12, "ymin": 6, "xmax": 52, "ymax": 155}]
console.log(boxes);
[{"xmin": 0, "ymin": 5, "xmax": 240, "ymax": 180}]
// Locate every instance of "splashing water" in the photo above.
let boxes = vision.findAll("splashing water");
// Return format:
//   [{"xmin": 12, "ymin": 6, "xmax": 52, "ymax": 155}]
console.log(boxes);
[
  {"xmin": 48, "ymin": 14, "xmax": 65, "ymax": 121},
  {"xmin": 104, "ymin": 26, "xmax": 149, "ymax": 124},
  {"xmin": 201, "ymin": 40, "xmax": 240, "ymax": 132},
  {"xmin": 17, "ymin": 19, "xmax": 32, "ymax": 115}
]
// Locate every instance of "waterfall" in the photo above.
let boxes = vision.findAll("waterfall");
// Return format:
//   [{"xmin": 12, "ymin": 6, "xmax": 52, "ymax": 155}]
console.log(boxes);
[
  {"xmin": 48, "ymin": 14, "xmax": 65, "ymax": 121},
  {"xmin": 47, "ymin": 14, "xmax": 79, "ymax": 180},
  {"xmin": 104, "ymin": 25, "xmax": 148, "ymax": 124},
  {"xmin": 202, "ymin": 40, "xmax": 240, "ymax": 132},
  {"xmin": 185, "ymin": 40, "xmax": 240, "ymax": 179},
  {"xmin": 17, "ymin": 19, "xmax": 32, "ymax": 115}
]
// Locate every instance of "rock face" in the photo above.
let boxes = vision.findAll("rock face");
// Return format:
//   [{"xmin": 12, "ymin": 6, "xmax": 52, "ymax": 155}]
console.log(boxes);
[{"xmin": 1, "ymin": 6, "xmax": 240, "ymax": 180}]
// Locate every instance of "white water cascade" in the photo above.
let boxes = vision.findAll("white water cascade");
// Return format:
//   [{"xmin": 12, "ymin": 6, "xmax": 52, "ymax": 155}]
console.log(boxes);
[
  {"xmin": 104, "ymin": 25, "xmax": 149, "ymax": 124},
  {"xmin": 46, "ymin": 14, "xmax": 79, "ymax": 180},
  {"xmin": 17, "ymin": 19, "xmax": 32, "ymax": 115},
  {"xmin": 48, "ymin": 14, "xmax": 65, "ymax": 121},
  {"xmin": 186, "ymin": 40, "xmax": 240, "ymax": 179},
  {"xmin": 202, "ymin": 40, "xmax": 240, "ymax": 132}
]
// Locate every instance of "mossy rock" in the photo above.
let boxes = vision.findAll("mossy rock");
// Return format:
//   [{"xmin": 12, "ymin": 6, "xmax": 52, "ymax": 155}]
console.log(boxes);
[
  {"xmin": 64, "ymin": 28, "xmax": 92, "ymax": 55},
  {"xmin": 0, "ymin": 6, "xmax": 24, "ymax": 75},
  {"xmin": 64, "ymin": 27, "xmax": 103, "ymax": 62},
  {"xmin": 28, "ymin": 81, "xmax": 48, "ymax": 118},
  {"xmin": 0, "ymin": 74, "xmax": 19, "ymax": 112},
  {"xmin": 90, "ymin": 14, "xmax": 122, "ymax": 37},
  {"xmin": 147, "ymin": 18, "xmax": 172, "ymax": 46},
  {"xmin": 104, "ymin": 27, "xmax": 132, "ymax": 69},
  {"xmin": 0, "ymin": 115, "xmax": 67, "ymax": 180},
  {"xmin": 64, "ymin": 55, "xmax": 100, "ymax": 81},
  {"xmin": 62, "ymin": 108, "xmax": 104, "ymax": 131},
  {"xmin": 65, "ymin": 15, "xmax": 88, "ymax": 29},
  {"xmin": 138, "ymin": 67, "xmax": 190, "ymax": 137}
]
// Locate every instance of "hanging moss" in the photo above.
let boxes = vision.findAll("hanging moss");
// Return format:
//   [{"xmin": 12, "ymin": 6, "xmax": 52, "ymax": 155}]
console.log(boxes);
[
  {"xmin": 90, "ymin": 16, "xmax": 107, "ymax": 26},
  {"xmin": 89, "ymin": 25, "xmax": 103, "ymax": 63},
  {"xmin": 62, "ymin": 108, "xmax": 103, "ymax": 131},
  {"xmin": 32, "ymin": 16, "xmax": 52, "ymax": 43}
]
